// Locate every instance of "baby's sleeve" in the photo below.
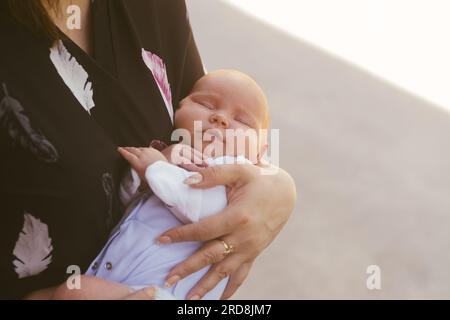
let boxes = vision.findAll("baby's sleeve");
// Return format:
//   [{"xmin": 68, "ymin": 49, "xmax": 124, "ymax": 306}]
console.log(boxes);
[{"xmin": 145, "ymin": 161, "xmax": 227, "ymax": 224}]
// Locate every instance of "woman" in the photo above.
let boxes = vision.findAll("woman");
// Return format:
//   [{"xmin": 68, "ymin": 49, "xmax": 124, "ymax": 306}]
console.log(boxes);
[{"xmin": 0, "ymin": 0, "xmax": 296, "ymax": 299}]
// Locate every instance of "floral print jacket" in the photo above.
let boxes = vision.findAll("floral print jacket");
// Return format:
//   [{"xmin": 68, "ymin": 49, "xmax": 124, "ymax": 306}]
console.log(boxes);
[{"xmin": 0, "ymin": 0, "xmax": 204, "ymax": 298}]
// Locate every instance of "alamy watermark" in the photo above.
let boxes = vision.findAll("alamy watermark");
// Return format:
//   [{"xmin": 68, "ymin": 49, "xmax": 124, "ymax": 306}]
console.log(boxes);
[
  {"xmin": 66, "ymin": 265, "xmax": 81, "ymax": 290},
  {"xmin": 66, "ymin": 5, "xmax": 81, "ymax": 30},
  {"xmin": 170, "ymin": 121, "xmax": 280, "ymax": 175},
  {"xmin": 366, "ymin": 265, "xmax": 381, "ymax": 290}
]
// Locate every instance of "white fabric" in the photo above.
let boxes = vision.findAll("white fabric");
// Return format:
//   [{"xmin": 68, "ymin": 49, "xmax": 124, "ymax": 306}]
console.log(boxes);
[
  {"xmin": 146, "ymin": 155, "xmax": 249, "ymax": 224},
  {"xmin": 119, "ymin": 155, "xmax": 250, "ymax": 221},
  {"xmin": 119, "ymin": 168, "xmax": 141, "ymax": 207},
  {"xmin": 145, "ymin": 162, "xmax": 226, "ymax": 224}
]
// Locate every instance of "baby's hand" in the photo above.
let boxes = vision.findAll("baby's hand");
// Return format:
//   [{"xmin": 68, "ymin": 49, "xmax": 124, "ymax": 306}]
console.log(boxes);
[
  {"xmin": 161, "ymin": 144, "xmax": 208, "ymax": 171},
  {"xmin": 118, "ymin": 147, "xmax": 167, "ymax": 181}
]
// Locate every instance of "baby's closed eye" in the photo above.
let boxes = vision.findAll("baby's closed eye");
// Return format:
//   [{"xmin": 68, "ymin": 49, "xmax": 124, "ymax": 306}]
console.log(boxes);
[
  {"xmin": 234, "ymin": 117, "xmax": 251, "ymax": 127},
  {"xmin": 198, "ymin": 101, "xmax": 216, "ymax": 110}
]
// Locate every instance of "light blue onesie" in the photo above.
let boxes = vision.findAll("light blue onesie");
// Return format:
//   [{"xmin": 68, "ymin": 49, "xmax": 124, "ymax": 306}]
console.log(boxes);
[{"xmin": 86, "ymin": 156, "xmax": 248, "ymax": 299}]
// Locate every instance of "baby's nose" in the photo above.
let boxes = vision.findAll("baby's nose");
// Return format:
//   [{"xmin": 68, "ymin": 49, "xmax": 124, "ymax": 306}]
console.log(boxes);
[{"xmin": 210, "ymin": 113, "xmax": 229, "ymax": 128}]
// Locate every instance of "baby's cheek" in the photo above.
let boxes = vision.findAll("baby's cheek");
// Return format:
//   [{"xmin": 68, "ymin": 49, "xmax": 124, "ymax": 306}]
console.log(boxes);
[{"xmin": 225, "ymin": 132, "xmax": 259, "ymax": 163}]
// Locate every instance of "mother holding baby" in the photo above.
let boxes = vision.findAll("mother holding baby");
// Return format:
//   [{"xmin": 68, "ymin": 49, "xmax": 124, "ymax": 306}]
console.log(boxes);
[{"xmin": 0, "ymin": 0, "xmax": 296, "ymax": 299}]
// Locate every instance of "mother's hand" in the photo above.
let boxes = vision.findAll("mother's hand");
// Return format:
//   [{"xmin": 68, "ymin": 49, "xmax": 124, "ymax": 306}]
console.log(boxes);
[
  {"xmin": 156, "ymin": 164, "xmax": 297, "ymax": 300},
  {"xmin": 25, "ymin": 276, "xmax": 158, "ymax": 300}
]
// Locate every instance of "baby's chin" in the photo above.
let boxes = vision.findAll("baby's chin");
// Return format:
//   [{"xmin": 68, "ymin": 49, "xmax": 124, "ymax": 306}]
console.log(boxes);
[{"xmin": 196, "ymin": 141, "xmax": 259, "ymax": 164}]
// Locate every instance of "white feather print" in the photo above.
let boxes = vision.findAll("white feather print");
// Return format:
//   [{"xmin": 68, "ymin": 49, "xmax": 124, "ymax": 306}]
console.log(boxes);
[
  {"xmin": 12, "ymin": 213, "xmax": 53, "ymax": 279},
  {"xmin": 50, "ymin": 40, "xmax": 95, "ymax": 115}
]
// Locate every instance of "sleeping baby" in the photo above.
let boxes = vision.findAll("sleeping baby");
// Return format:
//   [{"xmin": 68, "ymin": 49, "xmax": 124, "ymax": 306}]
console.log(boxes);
[{"xmin": 84, "ymin": 69, "xmax": 270, "ymax": 300}]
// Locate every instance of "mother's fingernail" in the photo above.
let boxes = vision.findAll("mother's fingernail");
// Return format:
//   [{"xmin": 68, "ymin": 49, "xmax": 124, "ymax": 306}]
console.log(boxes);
[
  {"xmin": 189, "ymin": 294, "xmax": 201, "ymax": 300},
  {"xmin": 184, "ymin": 174, "xmax": 203, "ymax": 185},
  {"xmin": 156, "ymin": 236, "xmax": 172, "ymax": 245},
  {"xmin": 164, "ymin": 275, "xmax": 180, "ymax": 288}
]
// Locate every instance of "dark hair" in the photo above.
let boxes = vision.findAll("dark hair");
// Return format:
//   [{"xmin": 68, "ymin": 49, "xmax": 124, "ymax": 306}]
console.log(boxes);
[{"xmin": 7, "ymin": 0, "xmax": 60, "ymax": 45}]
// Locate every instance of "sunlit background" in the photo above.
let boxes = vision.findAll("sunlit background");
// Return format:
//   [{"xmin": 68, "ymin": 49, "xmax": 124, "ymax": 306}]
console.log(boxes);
[
  {"xmin": 187, "ymin": 0, "xmax": 450, "ymax": 299},
  {"xmin": 226, "ymin": 0, "xmax": 450, "ymax": 112}
]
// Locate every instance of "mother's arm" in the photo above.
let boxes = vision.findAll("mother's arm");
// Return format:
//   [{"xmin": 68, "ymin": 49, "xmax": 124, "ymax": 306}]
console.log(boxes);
[{"xmin": 158, "ymin": 163, "xmax": 297, "ymax": 300}]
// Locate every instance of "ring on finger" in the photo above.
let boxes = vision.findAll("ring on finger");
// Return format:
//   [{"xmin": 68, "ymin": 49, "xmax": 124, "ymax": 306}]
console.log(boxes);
[{"xmin": 219, "ymin": 239, "xmax": 234, "ymax": 256}]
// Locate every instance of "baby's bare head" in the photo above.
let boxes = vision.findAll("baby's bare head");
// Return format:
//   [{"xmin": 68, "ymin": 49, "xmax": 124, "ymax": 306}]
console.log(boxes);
[{"xmin": 175, "ymin": 69, "xmax": 270, "ymax": 161}]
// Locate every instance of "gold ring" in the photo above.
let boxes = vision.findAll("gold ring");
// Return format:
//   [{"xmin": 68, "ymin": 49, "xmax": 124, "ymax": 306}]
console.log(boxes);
[{"xmin": 220, "ymin": 240, "xmax": 234, "ymax": 256}]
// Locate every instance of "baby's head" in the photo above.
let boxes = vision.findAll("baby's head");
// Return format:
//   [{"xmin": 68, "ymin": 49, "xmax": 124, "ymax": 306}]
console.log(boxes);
[{"xmin": 174, "ymin": 69, "xmax": 270, "ymax": 163}]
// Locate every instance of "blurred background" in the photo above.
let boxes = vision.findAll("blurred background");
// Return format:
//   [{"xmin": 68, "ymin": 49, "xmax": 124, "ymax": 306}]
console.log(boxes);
[{"xmin": 186, "ymin": 0, "xmax": 450, "ymax": 299}]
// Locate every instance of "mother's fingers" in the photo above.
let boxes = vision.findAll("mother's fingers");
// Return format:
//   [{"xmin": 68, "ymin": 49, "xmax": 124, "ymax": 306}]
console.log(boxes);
[
  {"xmin": 184, "ymin": 164, "xmax": 253, "ymax": 189},
  {"xmin": 156, "ymin": 206, "xmax": 242, "ymax": 243},
  {"xmin": 220, "ymin": 260, "xmax": 253, "ymax": 300},
  {"xmin": 174, "ymin": 154, "xmax": 205, "ymax": 168},
  {"xmin": 164, "ymin": 238, "xmax": 235, "ymax": 287},
  {"xmin": 179, "ymin": 162, "xmax": 204, "ymax": 173},
  {"xmin": 186, "ymin": 253, "xmax": 245, "ymax": 300},
  {"xmin": 188, "ymin": 146, "xmax": 206, "ymax": 163},
  {"xmin": 172, "ymin": 145, "xmax": 206, "ymax": 167}
]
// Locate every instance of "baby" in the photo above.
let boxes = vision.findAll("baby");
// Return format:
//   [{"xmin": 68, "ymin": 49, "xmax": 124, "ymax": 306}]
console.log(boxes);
[{"xmin": 85, "ymin": 70, "xmax": 270, "ymax": 299}]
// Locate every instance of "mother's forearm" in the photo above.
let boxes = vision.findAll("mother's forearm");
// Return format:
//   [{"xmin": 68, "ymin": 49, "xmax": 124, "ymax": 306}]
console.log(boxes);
[{"xmin": 23, "ymin": 286, "xmax": 58, "ymax": 300}]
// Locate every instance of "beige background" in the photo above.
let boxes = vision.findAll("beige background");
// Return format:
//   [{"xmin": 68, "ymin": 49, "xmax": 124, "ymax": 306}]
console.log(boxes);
[{"xmin": 186, "ymin": 0, "xmax": 450, "ymax": 299}]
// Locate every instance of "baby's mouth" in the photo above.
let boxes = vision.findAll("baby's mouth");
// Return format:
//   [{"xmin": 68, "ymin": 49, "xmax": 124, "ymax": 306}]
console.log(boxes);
[{"xmin": 203, "ymin": 128, "xmax": 224, "ymax": 143}]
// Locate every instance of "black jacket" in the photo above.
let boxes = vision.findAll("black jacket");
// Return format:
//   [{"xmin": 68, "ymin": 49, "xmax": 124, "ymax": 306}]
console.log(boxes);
[{"xmin": 0, "ymin": 0, "xmax": 204, "ymax": 299}]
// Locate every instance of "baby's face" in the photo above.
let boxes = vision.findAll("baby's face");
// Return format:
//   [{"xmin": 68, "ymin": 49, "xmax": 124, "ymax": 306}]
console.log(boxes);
[{"xmin": 174, "ymin": 70, "xmax": 269, "ymax": 162}]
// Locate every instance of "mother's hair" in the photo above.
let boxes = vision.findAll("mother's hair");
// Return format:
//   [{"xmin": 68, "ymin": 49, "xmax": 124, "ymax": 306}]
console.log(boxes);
[{"xmin": 7, "ymin": 0, "xmax": 61, "ymax": 45}]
